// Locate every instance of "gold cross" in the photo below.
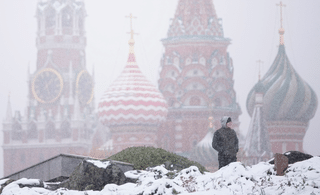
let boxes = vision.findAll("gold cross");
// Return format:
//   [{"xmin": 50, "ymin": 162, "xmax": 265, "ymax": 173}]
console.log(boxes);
[
  {"xmin": 256, "ymin": 60, "xmax": 264, "ymax": 80},
  {"xmin": 276, "ymin": 1, "xmax": 286, "ymax": 28},
  {"xmin": 125, "ymin": 13, "xmax": 138, "ymax": 39}
]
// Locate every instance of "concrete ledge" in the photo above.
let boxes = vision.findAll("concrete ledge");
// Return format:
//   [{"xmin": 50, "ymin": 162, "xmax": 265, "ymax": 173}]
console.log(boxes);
[{"xmin": 2, "ymin": 154, "xmax": 134, "ymax": 182}]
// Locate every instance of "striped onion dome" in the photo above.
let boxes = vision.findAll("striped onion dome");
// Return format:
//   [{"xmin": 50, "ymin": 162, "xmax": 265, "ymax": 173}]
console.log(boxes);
[
  {"xmin": 247, "ymin": 45, "xmax": 318, "ymax": 122},
  {"xmin": 98, "ymin": 34, "xmax": 168, "ymax": 127},
  {"xmin": 191, "ymin": 128, "xmax": 218, "ymax": 166}
]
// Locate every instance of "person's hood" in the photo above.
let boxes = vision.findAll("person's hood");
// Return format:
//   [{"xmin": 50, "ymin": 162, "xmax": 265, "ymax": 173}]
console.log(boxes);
[{"xmin": 220, "ymin": 116, "xmax": 231, "ymax": 128}]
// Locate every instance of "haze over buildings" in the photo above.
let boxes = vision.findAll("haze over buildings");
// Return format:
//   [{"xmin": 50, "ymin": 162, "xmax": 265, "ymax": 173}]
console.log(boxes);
[{"xmin": 0, "ymin": 0, "xmax": 319, "ymax": 178}]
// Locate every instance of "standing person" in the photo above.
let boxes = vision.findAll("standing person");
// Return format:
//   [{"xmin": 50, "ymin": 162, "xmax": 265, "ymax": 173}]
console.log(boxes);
[{"xmin": 212, "ymin": 116, "xmax": 239, "ymax": 169}]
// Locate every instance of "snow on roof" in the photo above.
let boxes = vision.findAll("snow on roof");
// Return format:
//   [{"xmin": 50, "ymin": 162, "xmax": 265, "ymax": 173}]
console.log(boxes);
[{"xmin": 86, "ymin": 159, "xmax": 110, "ymax": 169}]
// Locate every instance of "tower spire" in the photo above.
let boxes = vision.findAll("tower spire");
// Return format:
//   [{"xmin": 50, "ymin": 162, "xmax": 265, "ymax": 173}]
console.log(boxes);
[
  {"xmin": 277, "ymin": 1, "xmax": 286, "ymax": 45},
  {"xmin": 125, "ymin": 13, "xmax": 138, "ymax": 62},
  {"xmin": 5, "ymin": 92, "xmax": 12, "ymax": 123}
]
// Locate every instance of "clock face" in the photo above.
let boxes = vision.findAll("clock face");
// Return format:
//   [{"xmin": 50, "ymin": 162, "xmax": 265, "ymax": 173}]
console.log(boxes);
[
  {"xmin": 32, "ymin": 68, "xmax": 63, "ymax": 103},
  {"xmin": 76, "ymin": 70, "xmax": 94, "ymax": 104}
]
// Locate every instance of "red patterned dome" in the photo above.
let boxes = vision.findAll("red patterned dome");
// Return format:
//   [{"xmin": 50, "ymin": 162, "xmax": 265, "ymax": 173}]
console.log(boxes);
[{"xmin": 98, "ymin": 35, "xmax": 168, "ymax": 127}]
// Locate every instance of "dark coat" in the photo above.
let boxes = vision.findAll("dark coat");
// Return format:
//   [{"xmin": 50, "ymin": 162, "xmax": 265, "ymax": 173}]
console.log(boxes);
[{"xmin": 212, "ymin": 116, "xmax": 239, "ymax": 156}]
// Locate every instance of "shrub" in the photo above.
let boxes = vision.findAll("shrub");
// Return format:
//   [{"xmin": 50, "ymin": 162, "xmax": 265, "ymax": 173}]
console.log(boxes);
[{"xmin": 105, "ymin": 146, "xmax": 208, "ymax": 173}]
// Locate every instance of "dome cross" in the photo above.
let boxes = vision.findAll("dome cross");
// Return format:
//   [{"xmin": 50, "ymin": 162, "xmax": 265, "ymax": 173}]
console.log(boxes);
[
  {"xmin": 126, "ymin": 13, "xmax": 138, "ymax": 40},
  {"xmin": 276, "ymin": 1, "xmax": 286, "ymax": 45}
]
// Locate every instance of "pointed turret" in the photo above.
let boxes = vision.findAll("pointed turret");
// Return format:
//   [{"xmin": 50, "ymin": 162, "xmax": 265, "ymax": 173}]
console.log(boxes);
[
  {"xmin": 167, "ymin": 0, "xmax": 224, "ymax": 38},
  {"xmin": 244, "ymin": 80, "xmax": 272, "ymax": 165},
  {"xmin": 5, "ymin": 93, "xmax": 12, "ymax": 123}
]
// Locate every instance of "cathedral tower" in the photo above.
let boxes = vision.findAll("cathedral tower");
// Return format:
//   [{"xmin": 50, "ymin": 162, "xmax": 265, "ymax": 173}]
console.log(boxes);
[
  {"xmin": 246, "ymin": 2, "xmax": 318, "ymax": 154},
  {"xmin": 158, "ymin": 0, "xmax": 241, "ymax": 155},
  {"xmin": 2, "ymin": 0, "xmax": 96, "ymax": 176}
]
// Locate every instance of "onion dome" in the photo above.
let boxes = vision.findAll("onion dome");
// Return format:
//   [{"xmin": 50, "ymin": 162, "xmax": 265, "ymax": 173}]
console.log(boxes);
[
  {"xmin": 191, "ymin": 128, "xmax": 218, "ymax": 167},
  {"xmin": 98, "ymin": 26, "xmax": 168, "ymax": 127},
  {"xmin": 247, "ymin": 45, "xmax": 318, "ymax": 122}
]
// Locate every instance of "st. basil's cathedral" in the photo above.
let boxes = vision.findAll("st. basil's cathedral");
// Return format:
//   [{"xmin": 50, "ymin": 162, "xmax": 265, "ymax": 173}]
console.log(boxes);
[{"xmin": 2, "ymin": 0, "xmax": 318, "ymax": 176}]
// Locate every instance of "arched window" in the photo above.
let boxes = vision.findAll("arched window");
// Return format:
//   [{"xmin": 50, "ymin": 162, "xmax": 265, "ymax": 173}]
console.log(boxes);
[
  {"xmin": 45, "ymin": 7, "xmax": 55, "ymax": 29},
  {"xmin": 60, "ymin": 121, "xmax": 71, "ymax": 139},
  {"xmin": 27, "ymin": 122, "xmax": 38, "ymax": 140},
  {"xmin": 168, "ymin": 98, "xmax": 175, "ymax": 107},
  {"xmin": 45, "ymin": 122, "xmax": 55, "ymax": 139},
  {"xmin": 211, "ymin": 58, "xmax": 218, "ymax": 67},
  {"xmin": 173, "ymin": 57, "xmax": 179, "ymax": 67},
  {"xmin": 190, "ymin": 96, "xmax": 201, "ymax": 106},
  {"xmin": 62, "ymin": 7, "xmax": 73, "ymax": 27},
  {"xmin": 78, "ymin": 14, "xmax": 84, "ymax": 30},
  {"xmin": 12, "ymin": 122, "xmax": 22, "ymax": 140}
]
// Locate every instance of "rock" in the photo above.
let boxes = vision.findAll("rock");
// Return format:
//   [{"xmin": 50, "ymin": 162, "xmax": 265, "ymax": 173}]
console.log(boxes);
[
  {"xmin": 269, "ymin": 151, "xmax": 313, "ymax": 165},
  {"xmin": 60, "ymin": 159, "xmax": 127, "ymax": 191},
  {"xmin": 18, "ymin": 179, "xmax": 44, "ymax": 188},
  {"xmin": 274, "ymin": 153, "xmax": 288, "ymax": 176},
  {"xmin": 0, "ymin": 179, "xmax": 15, "ymax": 194},
  {"xmin": 164, "ymin": 161, "xmax": 184, "ymax": 171}
]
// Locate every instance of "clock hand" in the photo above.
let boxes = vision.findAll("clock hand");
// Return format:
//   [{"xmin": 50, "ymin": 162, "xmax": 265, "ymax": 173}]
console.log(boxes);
[{"xmin": 44, "ymin": 79, "xmax": 54, "ymax": 97}]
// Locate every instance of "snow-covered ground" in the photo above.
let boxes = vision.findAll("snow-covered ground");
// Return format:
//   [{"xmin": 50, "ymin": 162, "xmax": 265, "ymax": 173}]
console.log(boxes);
[{"xmin": 1, "ymin": 157, "xmax": 320, "ymax": 195}]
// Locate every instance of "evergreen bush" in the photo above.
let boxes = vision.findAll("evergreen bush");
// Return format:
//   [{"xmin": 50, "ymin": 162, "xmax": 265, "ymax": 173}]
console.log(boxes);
[{"xmin": 105, "ymin": 146, "xmax": 208, "ymax": 173}]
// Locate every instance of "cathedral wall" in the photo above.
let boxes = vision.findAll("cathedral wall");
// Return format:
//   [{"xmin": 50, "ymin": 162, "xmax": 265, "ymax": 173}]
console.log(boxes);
[
  {"xmin": 111, "ymin": 130, "xmax": 158, "ymax": 153},
  {"xmin": 267, "ymin": 121, "xmax": 307, "ymax": 153}
]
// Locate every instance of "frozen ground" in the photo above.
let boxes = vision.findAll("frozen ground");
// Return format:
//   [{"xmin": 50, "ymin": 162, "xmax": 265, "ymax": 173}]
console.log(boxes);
[{"xmin": 1, "ymin": 157, "xmax": 320, "ymax": 195}]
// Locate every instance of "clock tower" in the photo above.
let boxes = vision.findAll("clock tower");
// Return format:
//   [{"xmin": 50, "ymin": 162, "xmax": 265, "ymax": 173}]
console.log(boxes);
[{"xmin": 2, "ymin": 0, "xmax": 96, "ymax": 177}]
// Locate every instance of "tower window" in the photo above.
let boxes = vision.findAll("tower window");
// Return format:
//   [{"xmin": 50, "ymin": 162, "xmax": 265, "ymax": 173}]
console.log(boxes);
[
  {"xmin": 45, "ymin": 122, "xmax": 55, "ymax": 139},
  {"xmin": 62, "ymin": 7, "xmax": 73, "ymax": 27},
  {"xmin": 27, "ymin": 122, "xmax": 38, "ymax": 140},
  {"xmin": 193, "ymin": 84, "xmax": 197, "ymax": 89},
  {"xmin": 282, "ymin": 143, "xmax": 287, "ymax": 153},
  {"xmin": 45, "ymin": 7, "xmax": 56, "ymax": 28},
  {"xmin": 78, "ymin": 15, "xmax": 84, "ymax": 30},
  {"xmin": 12, "ymin": 122, "xmax": 22, "ymax": 140},
  {"xmin": 61, "ymin": 121, "xmax": 71, "ymax": 139},
  {"xmin": 190, "ymin": 96, "xmax": 201, "ymax": 106},
  {"xmin": 193, "ymin": 70, "xmax": 198, "ymax": 75}
]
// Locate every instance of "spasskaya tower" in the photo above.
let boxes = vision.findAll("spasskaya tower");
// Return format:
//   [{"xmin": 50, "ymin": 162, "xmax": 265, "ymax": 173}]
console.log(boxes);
[{"xmin": 2, "ymin": 0, "xmax": 96, "ymax": 177}]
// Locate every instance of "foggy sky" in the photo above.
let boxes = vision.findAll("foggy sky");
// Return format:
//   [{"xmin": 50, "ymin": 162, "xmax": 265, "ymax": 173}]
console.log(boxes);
[{"xmin": 0, "ymin": 0, "xmax": 319, "ymax": 177}]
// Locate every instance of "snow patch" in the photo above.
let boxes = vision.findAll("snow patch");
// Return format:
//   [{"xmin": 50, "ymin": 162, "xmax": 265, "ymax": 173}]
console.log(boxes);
[
  {"xmin": 86, "ymin": 159, "xmax": 110, "ymax": 169},
  {"xmin": 2, "ymin": 157, "xmax": 320, "ymax": 194}
]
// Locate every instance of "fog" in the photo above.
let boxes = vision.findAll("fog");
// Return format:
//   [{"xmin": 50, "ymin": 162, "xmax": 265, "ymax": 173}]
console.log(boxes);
[{"xmin": 0, "ymin": 0, "xmax": 319, "ymax": 177}]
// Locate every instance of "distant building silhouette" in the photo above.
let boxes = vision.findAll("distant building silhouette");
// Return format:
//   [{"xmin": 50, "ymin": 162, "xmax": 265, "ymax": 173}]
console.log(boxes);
[{"xmin": 2, "ymin": 0, "xmax": 96, "ymax": 176}]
